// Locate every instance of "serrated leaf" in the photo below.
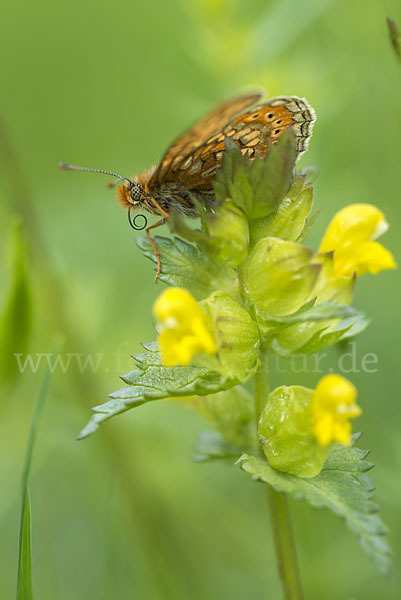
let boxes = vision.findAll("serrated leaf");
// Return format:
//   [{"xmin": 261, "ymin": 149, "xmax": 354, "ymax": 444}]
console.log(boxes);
[
  {"xmin": 260, "ymin": 301, "xmax": 360, "ymax": 328},
  {"xmin": 192, "ymin": 431, "xmax": 242, "ymax": 462},
  {"xmin": 136, "ymin": 235, "xmax": 236, "ymax": 300},
  {"xmin": 271, "ymin": 314, "xmax": 370, "ymax": 356},
  {"xmin": 78, "ymin": 345, "xmax": 238, "ymax": 439},
  {"xmin": 214, "ymin": 131, "xmax": 297, "ymax": 220},
  {"xmin": 238, "ymin": 434, "xmax": 391, "ymax": 574},
  {"xmin": 295, "ymin": 315, "xmax": 369, "ymax": 354},
  {"xmin": 250, "ymin": 131, "xmax": 297, "ymax": 219}
]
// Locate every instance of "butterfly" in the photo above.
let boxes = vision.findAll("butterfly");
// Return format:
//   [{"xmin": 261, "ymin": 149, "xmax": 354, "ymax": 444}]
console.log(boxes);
[{"xmin": 60, "ymin": 91, "xmax": 315, "ymax": 281}]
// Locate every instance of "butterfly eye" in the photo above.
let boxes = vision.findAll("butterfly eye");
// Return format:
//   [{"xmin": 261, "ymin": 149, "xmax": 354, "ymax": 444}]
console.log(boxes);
[{"xmin": 130, "ymin": 182, "xmax": 143, "ymax": 202}]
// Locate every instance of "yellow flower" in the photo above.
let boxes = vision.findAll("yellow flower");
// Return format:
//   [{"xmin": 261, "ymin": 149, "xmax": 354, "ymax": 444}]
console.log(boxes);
[
  {"xmin": 319, "ymin": 204, "xmax": 396, "ymax": 277},
  {"xmin": 153, "ymin": 287, "xmax": 216, "ymax": 367},
  {"xmin": 312, "ymin": 374, "xmax": 362, "ymax": 446}
]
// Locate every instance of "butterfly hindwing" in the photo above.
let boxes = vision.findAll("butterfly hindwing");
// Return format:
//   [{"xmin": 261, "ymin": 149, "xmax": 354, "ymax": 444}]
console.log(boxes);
[{"xmin": 154, "ymin": 96, "xmax": 315, "ymax": 193}]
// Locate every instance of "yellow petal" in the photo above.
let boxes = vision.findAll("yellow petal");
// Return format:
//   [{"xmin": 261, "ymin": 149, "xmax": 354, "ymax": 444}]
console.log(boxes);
[
  {"xmin": 319, "ymin": 204, "xmax": 386, "ymax": 252},
  {"xmin": 319, "ymin": 204, "xmax": 396, "ymax": 278},
  {"xmin": 333, "ymin": 241, "xmax": 396, "ymax": 277},
  {"xmin": 312, "ymin": 374, "xmax": 361, "ymax": 447},
  {"xmin": 153, "ymin": 287, "xmax": 216, "ymax": 367},
  {"xmin": 154, "ymin": 287, "xmax": 196, "ymax": 326}
]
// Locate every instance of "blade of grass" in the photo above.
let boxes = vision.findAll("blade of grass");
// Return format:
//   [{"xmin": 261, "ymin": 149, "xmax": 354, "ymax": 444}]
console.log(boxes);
[
  {"xmin": 17, "ymin": 489, "xmax": 33, "ymax": 600},
  {"xmin": 387, "ymin": 17, "xmax": 401, "ymax": 65},
  {"xmin": 16, "ymin": 365, "xmax": 53, "ymax": 600}
]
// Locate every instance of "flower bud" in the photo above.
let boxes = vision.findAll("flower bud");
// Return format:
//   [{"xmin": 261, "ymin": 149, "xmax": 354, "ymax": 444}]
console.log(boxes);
[
  {"xmin": 244, "ymin": 237, "xmax": 320, "ymax": 315},
  {"xmin": 206, "ymin": 201, "xmax": 249, "ymax": 265},
  {"xmin": 199, "ymin": 291, "xmax": 260, "ymax": 380}
]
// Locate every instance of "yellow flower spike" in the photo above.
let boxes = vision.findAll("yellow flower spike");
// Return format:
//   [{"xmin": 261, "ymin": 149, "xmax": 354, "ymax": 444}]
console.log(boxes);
[
  {"xmin": 153, "ymin": 287, "xmax": 217, "ymax": 367},
  {"xmin": 319, "ymin": 204, "xmax": 397, "ymax": 277},
  {"xmin": 312, "ymin": 374, "xmax": 362, "ymax": 447}
]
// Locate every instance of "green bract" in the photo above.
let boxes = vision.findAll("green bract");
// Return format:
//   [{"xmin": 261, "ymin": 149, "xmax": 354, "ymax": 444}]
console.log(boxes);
[
  {"xmin": 243, "ymin": 237, "xmax": 320, "ymax": 315},
  {"xmin": 195, "ymin": 386, "xmax": 256, "ymax": 450},
  {"xmin": 258, "ymin": 385, "xmax": 329, "ymax": 478},
  {"xmin": 199, "ymin": 291, "xmax": 260, "ymax": 381},
  {"xmin": 249, "ymin": 176, "xmax": 314, "ymax": 245},
  {"xmin": 271, "ymin": 253, "xmax": 357, "ymax": 353},
  {"xmin": 206, "ymin": 200, "xmax": 249, "ymax": 265}
]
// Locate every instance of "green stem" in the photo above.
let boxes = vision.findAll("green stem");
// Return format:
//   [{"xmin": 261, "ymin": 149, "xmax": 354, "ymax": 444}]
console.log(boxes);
[
  {"xmin": 254, "ymin": 349, "xmax": 304, "ymax": 600},
  {"xmin": 267, "ymin": 488, "xmax": 304, "ymax": 600},
  {"xmin": 254, "ymin": 347, "xmax": 270, "ymax": 421}
]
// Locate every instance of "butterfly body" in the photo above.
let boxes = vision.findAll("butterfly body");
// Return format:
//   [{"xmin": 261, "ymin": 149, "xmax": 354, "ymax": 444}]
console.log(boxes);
[
  {"xmin": 60, "ymin": 91, "xmax": 315, "ymax": 281},
  {"xmin": 117, "ymin": 168, "xmax": 212, "ymax": 218}
]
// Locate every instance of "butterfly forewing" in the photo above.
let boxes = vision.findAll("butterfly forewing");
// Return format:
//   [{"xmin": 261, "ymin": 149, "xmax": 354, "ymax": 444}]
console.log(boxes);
[{"xmin": 151, "ymin": 92, "xmax": 263, "ymax": 185}]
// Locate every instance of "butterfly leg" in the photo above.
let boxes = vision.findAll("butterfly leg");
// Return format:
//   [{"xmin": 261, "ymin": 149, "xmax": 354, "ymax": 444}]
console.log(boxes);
[{"xmin": 145, "ymin": 218, "xmax": 167, "ymax": 283}]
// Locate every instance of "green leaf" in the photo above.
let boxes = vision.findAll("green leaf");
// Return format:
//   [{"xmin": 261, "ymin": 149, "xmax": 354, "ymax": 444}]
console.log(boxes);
[
  {"xmin": 238, "ymin": 434, "xmax": 391, "ymax": 574},
  {"xmin": 78, "ymin": 343, "xmax": 238, "ymax": 439},
  {"xmin": 214, "ymin": 131, "xmax": 297, "ymax": 220},
  {"xmin": 192, "ymin": 431, "xmax": 242, "ymax": 462},
  {"xmin": 271, "ymin": 314, "xmax": 370, "ymax": 356},
  {"xmin": 136, "ymin": 235, "xmax": 236, "ymax": 300},
  {"xmin": 260, "ymin": 301, "xmax": 360, "ymax": 329},
  {"xmin": 17, "ymin": 488, "xmax": 33, "ymax": 600},
  {"xmin": 296, "ymin": 204, "xmax": 321, "ymax": 243},
  {"xmin": 0, "ymin": 218, "xmax": 32, "ymax": 385},
  {"xmin": 250, "ymin": 132, "xmax": 297, "ymax": 220},
  {"xmin": 250, "ymin": 178, "xmax": 314, "ymax": 245}
]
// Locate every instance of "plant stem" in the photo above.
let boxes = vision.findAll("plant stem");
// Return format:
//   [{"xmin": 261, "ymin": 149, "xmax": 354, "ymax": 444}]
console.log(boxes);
[
  {"xmin": 254, "ymin": 346, "xmax": 270, "ymax": 421},
  {"xmin": 254, "ymin": 349, "xmax": 304, "ymax": 600},
  {"xmin": 266, "ymin": 488, "xmax": 304, "ymax": 600}
]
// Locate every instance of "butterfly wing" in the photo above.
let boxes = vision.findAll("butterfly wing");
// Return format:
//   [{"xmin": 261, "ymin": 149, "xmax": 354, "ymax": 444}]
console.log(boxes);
[
  {"xmin": 157, "ymin": 96, "xmax": 316, "ymax": 193},
  {"xmin": 150, "ymin": 92, "xmax": 263, "ymax": 185}
]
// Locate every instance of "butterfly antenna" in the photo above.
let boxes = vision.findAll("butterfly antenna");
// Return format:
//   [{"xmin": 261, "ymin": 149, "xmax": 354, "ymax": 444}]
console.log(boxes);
[{"xmin": 59, "ymin": 162, "xmax": 132, "ymax": 185}]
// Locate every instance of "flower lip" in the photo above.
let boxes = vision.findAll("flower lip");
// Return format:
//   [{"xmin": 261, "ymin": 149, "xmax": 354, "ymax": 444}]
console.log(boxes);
[
  {"xmin": 312, "ymin": 374, "xmax": 362, "ymax": 447},
  {"xmin": 153, "ymin": 287, "xmax": 216, "ymax": 367},
  {"xmin": 319, "ymin": 204, "xmax": 396, "ymax": 278}
]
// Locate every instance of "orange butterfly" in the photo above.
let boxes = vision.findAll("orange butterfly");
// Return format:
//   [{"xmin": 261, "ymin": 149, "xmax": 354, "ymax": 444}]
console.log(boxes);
[{"xmin": 60, "ymin": 92, "xmax": 315, "ymax": 281}]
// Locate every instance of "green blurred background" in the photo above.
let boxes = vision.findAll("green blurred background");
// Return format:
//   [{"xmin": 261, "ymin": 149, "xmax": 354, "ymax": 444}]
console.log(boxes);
[{"xmin": 1, "ymin": 0, "xmax": 400, "ymax": 598}]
